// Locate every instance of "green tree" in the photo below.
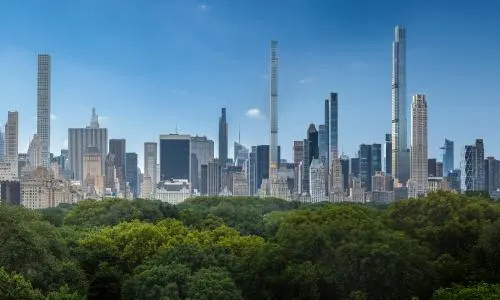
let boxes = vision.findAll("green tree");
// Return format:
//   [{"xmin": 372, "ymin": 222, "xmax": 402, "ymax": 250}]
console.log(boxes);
[
  {"xmin": 187, "ymin": 267, "xmax": 243, "ymax": 300},
  {"xmin": 0, "ymin": 267, "xmax": 44, "ymax": 300},
  {"xmin": 432, "ymin": 283, "xmax": 500, "ymax": 299}
]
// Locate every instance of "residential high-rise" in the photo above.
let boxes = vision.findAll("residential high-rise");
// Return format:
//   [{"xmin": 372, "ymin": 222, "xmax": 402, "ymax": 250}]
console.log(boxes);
[
  {"xmin": 37, "ymin": 54, "xmax": 51, "ymax": 168},
  {"xmin": 159, "ymin": 134, "xmax": 191, "ymax": 182},
  {"xmin": 340, "ymin": 155, "xmax": 350, "ymax": 192},
  {"xmin": 385, "ymin": 134, "xmax": 392, "ymax": 175},
  {"xmin": 436, "ymin": 162, "xmax": 443, "ymax": 177},
  {"xmin": 233, "ymin": 141, "xmax": 248, "ymax": 167},
  {"xmin": 200, "ymin": 164, "xmax": 208, "ymax": 195},
  {"xmin": 125, "ymin": 152, "xmax": 138, "ymax": 198},
  {"xmin": 324, "ymin": 99, "xmax": 330, "ymax": 168},
  {"xmin": 441, "ymin": 139, "xmax": 454, "ymax": 176},
  {"xmin": 83, "ymin": 146, "xmax": 104, "ymax": 197},
  {"xmin": 309, "ymin": 158, "xmax": 326, "ymax": 203},
  {"xmin": 293, "ymin": 140, "xmax": 304, "ymax": 193},
  {"xmin": 218, "ymin": 108, "xmax": 228, "ymax": 166},
  {"xmin": 256, "ymin": 145, "xmax": 270, "ymax": 193},
  {"xmin": 207, "ymin": 159, "xmax": 220, "ymax": 196},
  {"xmin": 410, "ymin": 94, "xmax": 428, "ymax": 197},
  {"xmin": 391, "ymin": 26, "xmax": 409, "ymax": 183},
  {"xmin": 68, "ymin": 109, "xmax": 108, "ymax": 181},
  {"xmin": 109, "ymin": 139, "xmax": 126, "ymax": 187},
  {"xmin": 269, "ymin": 40, "xmax": 279, "ymax": 180},
  {"xmin": 1, "ymin": 112, "xmax": 19, "ymax": 180},
  {"xmin": 144, "ymin": 142, "xmax": 157, "ymax": 185},
  {"xmin": 329, "ymin": 93, "xmax": 338, "ymax": 163},
  {"xmin": 371, "ymin": 144, "xmax": 382, "ymax": 175},
  {"xmin": 318, "ymin": 124, "xmax": 329, "ymax": 167},
  {"xmin": 0, "ymin": 128, "xmax": 4, "ymax": 162},
  {"xmin": 27, "ymin": 134, "xmax": 42, "ymax": 169}
]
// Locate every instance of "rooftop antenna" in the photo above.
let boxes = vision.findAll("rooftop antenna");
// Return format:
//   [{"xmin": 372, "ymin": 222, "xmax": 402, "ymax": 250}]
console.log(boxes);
[{"xmin": 238, "ymin": 126, "xmax": 241, "ymax": 144}]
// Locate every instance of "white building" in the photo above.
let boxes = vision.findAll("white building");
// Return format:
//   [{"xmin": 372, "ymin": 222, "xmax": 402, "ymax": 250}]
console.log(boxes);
[
  {"xmin": 428, "ymin": 177, "xmax": 449, "ymax": 192},
  {"xmin": 349, "ymin": 177, "xmax": 366, "ymax": 203},
  {"xmin": 27, "ymin": 134, "xmax": 43, "ymax": 169},
  {"xmin": 309, "ymin": 159, "xmax": 326, "ymax": 203},
  {"xmin": 409, "ymin": 94, "xmax": 428, "ymax": 198},
  {"xmin": 232, "ymin": 171, "xmax": 249, "ymax": 196},
  {"xmin": 140, "ymin": 176, "xmax": 154, "ymax": 199},
  {"xmin": 329, "ymin": 152, "xmax": 345, "ymax": 203},
  {"xmin": 154, "ymin": 179, "xmax": 191, "ymax": 205},
  {"xmin": 37, "ymin": 54, "xmax": 51, "ymax": 168}
]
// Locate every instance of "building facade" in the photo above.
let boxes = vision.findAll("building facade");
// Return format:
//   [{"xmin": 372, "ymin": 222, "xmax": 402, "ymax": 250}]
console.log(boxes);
[
  {"xmin": 391, "ymin": 26, "xmax": 410, "ymax": 183},
  {"xmin": 37, "ymin": 54, "xmax": 51, "ymax": 168},
  {"xmin": 409, "ymin": 94, "xmax": 428, "ymax": 197},
  {"xmin": 160, "ymin": 134, "xmax": 191, "ymax": 182}
]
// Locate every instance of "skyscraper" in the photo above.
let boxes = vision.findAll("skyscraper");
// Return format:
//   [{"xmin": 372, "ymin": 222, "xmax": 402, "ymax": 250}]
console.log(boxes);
[
  {"xmin": 329, "ymin": 93, "xmax": 338, "ymax": 163},
  {"xmin": 269, "ymin": 40, "xmax": 279, "ymax": 177},
  {"xmin": 441, "ymin": 139, "xmax": 454, "ymax": 176},
  {"xmin": 109, "ymin": 139, "xmax": 126, "ymax": 188},
  {"xmin": 218, "ymin": 108, "xmax": 228, "ymax": 166},
  {"xmin": 4, "ymin": 111, "xmax": 19, "ymax": 178},
  {"xmin": 144, "ymin": 142, "xmax": 157, "ymax": 185},
  {"xmin": 37, "ymin": 54, "xmax": 51, "ymax": 168},
  {"xmin": 68, "ymin": 109, "xmax": 108, "ymax": 181},
  {"xmin": 191, "ymin": 136, "xmax": 214, "ymax": 190},
  {"xmin": 359, "ymin": 144, "xmax": 372, "ymax": 191},
  {"xmin": 159, "ymin": 134, "xmax": 191, "ymax": 181},
  {"xmin": 475, "ymin": 139, "xmax": 485, "ymax": 191},
  {"xmin": 318, "ymin": 124, "xmax": 329, "ymax": 167},
  {"xmin": 324, "ymin": 99, "xmax": 329, "ymax": 168},
  {"xmin": 307, "ymin": 124, "xmax": 319, "ymax": 163},
  {"xmin": 0, "ymin": 128, "xmax": 4, "ymax": 162},
  {"xmin": 410, "ymin": 94, "xmax": 428, "ymax": 197},
  {"xmin": 125, "ymin": 152, "xmax": 138, "ymax": 198},
  {"xmin": 391, "ymin": 26, "xmax": 409, "ymax": 183},
  {"xmin": 385, "ymin": 134, "xmax": 392, "ymax": 175}
]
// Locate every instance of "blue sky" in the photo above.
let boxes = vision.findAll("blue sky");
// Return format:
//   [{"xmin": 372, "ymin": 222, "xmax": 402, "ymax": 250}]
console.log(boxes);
[{"xmin": 0, "ymin": 0, "xmax": 499, "ymax": 169}]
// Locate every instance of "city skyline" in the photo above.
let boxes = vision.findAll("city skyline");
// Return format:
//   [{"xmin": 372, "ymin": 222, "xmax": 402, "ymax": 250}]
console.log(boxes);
[{"xmin": 1, "ymin": 0, "xmax": 500, "ymax": 168}]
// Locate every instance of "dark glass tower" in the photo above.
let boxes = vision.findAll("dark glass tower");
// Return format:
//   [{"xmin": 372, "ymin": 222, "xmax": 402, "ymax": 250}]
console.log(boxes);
[
  {"xmin": 109, "ymin": 139, "xmax": 126, "ymax": 188},
  {"xmin": 385, "ymin": 134, "xmax": 392, "ymax": 175},
  {"xmin": 218, "ymin": 107, "xmax": 228, "ymax": 166},
  {"xmin": 159, "ymin": 135, "xmax": 190, "ymax": 181},
  {"xmin": 307, "ymin": 124, "xmax": 319, "ymax": 163},
  {"xmin": 125, "ymin": 152, "xmax": 138, "ymax": 198}
]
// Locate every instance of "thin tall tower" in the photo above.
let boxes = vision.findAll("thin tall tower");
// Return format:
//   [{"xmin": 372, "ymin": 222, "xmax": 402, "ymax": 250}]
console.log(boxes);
[
  {"xmin": 391, "ymin": 26, "xmax": 408, "ymax": 182},
  {"xmin": 37, "ymin": 54, "xmax": 51, "ymax": 168},
  {"xmin": 410, "ymin": 94, "xmax": 428, "ymax": 197},
  {"xmin": 269, "ymin": 40, "xmax": 279, "ymax": 176}
]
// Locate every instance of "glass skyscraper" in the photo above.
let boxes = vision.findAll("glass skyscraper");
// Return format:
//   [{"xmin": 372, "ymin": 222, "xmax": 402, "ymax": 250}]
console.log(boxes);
[{"xmin": 441, "ymin": 139, "xmax": 454, "ymax": 176}]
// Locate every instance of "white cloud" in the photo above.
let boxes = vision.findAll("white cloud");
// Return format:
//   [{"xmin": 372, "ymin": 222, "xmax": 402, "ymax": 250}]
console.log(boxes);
[
  {"xmin": 245, "ymin": 108, "xmax": 263, "ymax": 118},
  {"xmin": 298, "ymin": 77, "xmax": 314, "ymax": 84},
  {"xmin": 198, "ymin": 4, "xmax": 209, "ymax": 11},
  {"xmin": 50, "ymin": 114, "xmax": 57, "ymax": 120}
]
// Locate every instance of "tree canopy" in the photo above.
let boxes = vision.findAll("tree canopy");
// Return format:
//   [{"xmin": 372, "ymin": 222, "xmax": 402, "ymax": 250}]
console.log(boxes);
[{"xmin": 1, "ymin": 192, "xmax": 499, "ymax": 299}]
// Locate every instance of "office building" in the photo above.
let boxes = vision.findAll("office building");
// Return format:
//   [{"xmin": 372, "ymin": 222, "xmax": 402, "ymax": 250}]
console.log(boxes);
[
  {"xmin": 200, "ymin": 164, "xmax": 208, "ymax": 195},
  {"xmin": 159, "ymin": 134, "xmax": 191, "ymax": 182},
  {"xmin": 462, "ymin": 139, "xmax": 486, "ymax": 192},
  {"xmin": 233, "ymin": 141, "xmax": 248, "ymax": 168},
  {"xmin": 191, "ymin": 136, "xmax": 214, "ymax": 190},
  {"xmin": 218, "ymin": 108, "xmax": 228, "ymax": 166},
  {"xmin": 385, "ymin": 134, "xmax": 392, "ymax": 175},
  {"xmin": 409, "ymin": 94, "xmax": 428, "ymax": 198},
  {"xmin": 436, "ymin": 162, "xmax": 443, "ymax": 177},
  {"xmin": 0, "ymin": 180, "xmax": 21, "ymax": 205},
  {"xmin": 371, "ymin": 144, "xmax": 382, "ymax": 175},
  {"xmin": 37, "ymin": 54, "xmax": 51, "ymax": 168},
  {"xmin": 485, "ymin": 157, "xmax": 500, "ymax": 194},
  {"xmin": 293, "ymin": 140, "xmax": 304, "ymax": 193},
  {"xmin": 5, "ymin": 111, "xmax": 18, "ymax": 163},
  {"xmin": 428, "ymin": 158, "xmax": 437, "ymax": 177},
  {"xmin": 248, "ymin": 148, "xmax": 257, "ymax": 195},
  {"xmin": 391, "ymin": 26, "xmax": 410, "ymax": 183},
  {"xmin": 256, "ymin": 145, "xmax": 269, "ymax": 194},
  {"xmin": 340, "ymin": 155, "xmax": 350, "ymax": 192},
  {"xmin": 359, "ymin": 144, "xmax": 372, "ymax": 191},
  {"xmin": 441, "ymin": 139, "xmax": 454, "ymax": 176},
  {"xmin": 125, "ymin": 152, "xmax": 138, "ymax": 198},
  {"xmin": 324, "ymin": 99, "xmax": 330, "ymax": 168},
  {"xmin": 109, "ymin": 139, "xmax": 126, "ymax": 188},
  {"xmin": 68, "ymin": 109, "xmax": 108, "ymax": 182}
]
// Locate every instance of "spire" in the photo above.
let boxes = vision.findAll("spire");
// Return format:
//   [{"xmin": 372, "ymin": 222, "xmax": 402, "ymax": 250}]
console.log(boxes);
[{"xmin": 89, "ymin": 107, "xmax": 99, "ymax": 128}]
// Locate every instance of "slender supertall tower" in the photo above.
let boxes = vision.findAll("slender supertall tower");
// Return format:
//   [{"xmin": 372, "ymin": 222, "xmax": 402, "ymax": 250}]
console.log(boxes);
[
  {"xmin": 269, "ymin": 40, "xmax": 279, "ymax": 177},
  {"xmin": 218, "ymin": 107, "xmax": 228, "ymax": 166},
  {"xmin": 410, "ymin": 94, "xmax": 428, "ymax": 197},
  {"xmin": 37, "ymin": 54, "xmax": 51, "ymax": 168},
  {"xmin": 391, "ymin": 26, "xmax": 409, "ymax": 182}
]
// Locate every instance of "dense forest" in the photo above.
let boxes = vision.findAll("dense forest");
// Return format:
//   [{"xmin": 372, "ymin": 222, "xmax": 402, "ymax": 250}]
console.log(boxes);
[{"xmin": 2, "ymin": 191, "xmax": 500, "ymax": 299}]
